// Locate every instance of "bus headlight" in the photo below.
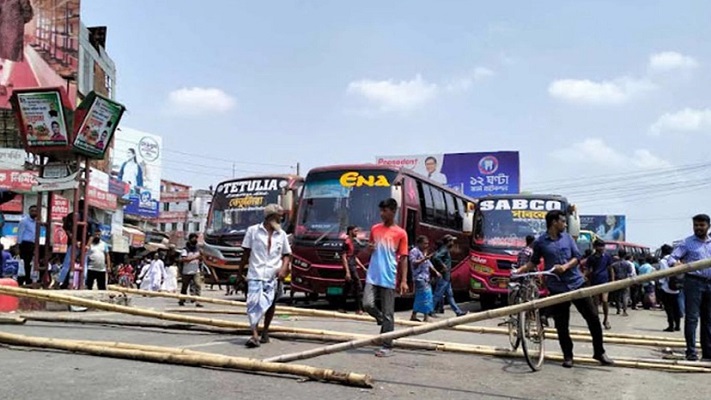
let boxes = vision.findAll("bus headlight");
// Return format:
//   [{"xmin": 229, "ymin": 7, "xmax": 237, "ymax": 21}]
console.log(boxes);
[{"xmin": 292, "ymin": 258, "xmax": 311, "ymax": 270}]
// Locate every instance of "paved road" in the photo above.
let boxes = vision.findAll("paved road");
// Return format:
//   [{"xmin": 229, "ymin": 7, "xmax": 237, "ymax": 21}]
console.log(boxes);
[{"xmin": 0, "ymin": 291, "xmax": 707, "ymax": 400}]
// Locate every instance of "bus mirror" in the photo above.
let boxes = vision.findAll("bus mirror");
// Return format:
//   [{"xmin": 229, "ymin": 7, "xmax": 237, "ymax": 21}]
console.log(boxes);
[
  {"xmin": 568, "ymin": 212, "xmax": 580, "ymax": 239},
  {"xmin": 280, "ymin": 190, "xmax": 294, "ymax": 211},
  {"xmin": 390, "ymin": 185, "xmax": 402, "ymax": 206},
  {"xmin": 463, "ymin": 212, "xmax": 474, "ymax": 233}
]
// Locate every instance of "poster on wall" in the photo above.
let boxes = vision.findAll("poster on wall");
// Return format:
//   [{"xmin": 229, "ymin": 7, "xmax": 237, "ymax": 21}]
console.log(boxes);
[
  {"xmin": 72, "ymin": 93, "xmax": 125, "ymax": 158},
  {"xmin": 375, "ymin": 151, "xmax": 520, "ymax": 198},
  {"xmin": 110, "ymin": 126, "xmax": 162, "ymax": 218},
  {"xmin": 12, "ymin": 89, "xmax": 70, "ymax": 148},
  {"xmin": 580, "ymin": 215, "xmax": 626, "ymax": 242},
  {"xmin": 0, "ymin": 0, "xmax": 81, "ymax": 109}
]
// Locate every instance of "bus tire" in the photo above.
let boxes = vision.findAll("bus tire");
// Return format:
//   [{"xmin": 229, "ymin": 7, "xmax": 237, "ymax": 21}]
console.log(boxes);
[{"xmin": 479, "ymin": 294, "xmax": 497, "ymax": 311}]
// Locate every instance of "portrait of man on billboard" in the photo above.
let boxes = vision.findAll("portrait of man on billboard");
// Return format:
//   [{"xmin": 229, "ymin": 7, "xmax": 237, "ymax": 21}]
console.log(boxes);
[{"xmin": 424, "ymin": 156, "xmax": 447, "ymax": 184}]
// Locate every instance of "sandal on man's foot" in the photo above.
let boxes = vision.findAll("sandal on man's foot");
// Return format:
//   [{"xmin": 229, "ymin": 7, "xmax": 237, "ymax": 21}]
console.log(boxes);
[
  {"xmin": 375, "ymin": 347, "xmax": 394, "ymax": 357},
  {"xmin": 260, "ymin": 334, "xmax": 271, "ymax": 344},
  {"xmin": 245, "ymin": 337, "xmax": 261, "ymax": 348}
]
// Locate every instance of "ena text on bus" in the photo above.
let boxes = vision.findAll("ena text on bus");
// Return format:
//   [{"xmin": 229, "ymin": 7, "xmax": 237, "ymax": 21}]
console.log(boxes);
[
  {"xmin": 290, "ymin": 164, "xmax": 476, "ymax": 300},
  {"xmin": 201, "ymin": 175, "xmax": 304, "ymax": 283},
  {"xmin": 469, "ymin": 194, "xmax": 580, "ymax": 309}
]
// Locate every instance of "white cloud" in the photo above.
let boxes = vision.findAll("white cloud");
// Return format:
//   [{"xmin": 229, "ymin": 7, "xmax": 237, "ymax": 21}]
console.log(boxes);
[
  {"xmin": 548, "ymin": 78, "xmax": 655, "ymax": 105},
  {"xmin": 445, "ymin": 67, "xmax": 495, "ymax": 92},
  {"xmin": 649, "ymin": 108, "xmax": 711, "ymax": 135},
  {"xmin": 167, "ymin": 87, "xmax": 236, "ymax": 115},
  {"xmin": 648, "ymin": 51, "xmax": 699, "ymax": 73},
  {"xmin": 552, "ymin": 138, "xmax": 670, "ymax": 169},
  {"xmin": 346, "ymin": 75, "xmax": 438, "ymax": 112}
]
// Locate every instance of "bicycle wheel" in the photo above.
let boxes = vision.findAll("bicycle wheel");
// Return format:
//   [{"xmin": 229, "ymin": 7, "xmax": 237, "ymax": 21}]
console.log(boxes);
[
  {"xmin": 508, "ymin": 314, "xmax": 521, "ymax": 350},
  {"xmin": 519, "ymin": 306, "xmax": 545, "ymax": 371}
]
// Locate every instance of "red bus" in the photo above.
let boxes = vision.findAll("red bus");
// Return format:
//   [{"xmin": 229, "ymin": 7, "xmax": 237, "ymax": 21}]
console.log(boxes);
[
  {"xmin": 468, "ymin": 194, "xmax": 580, "ymax": 309},
  {"xmin": 290, "ymin": 164, "xmax": 476, "ymax": 300},
  {"xmin": 200, "ymin": 175, "xmax": 304, "ymax": 282},
  {"xmin": 604, "ymin": 241, "xmax": 650, "ymax": 259}
]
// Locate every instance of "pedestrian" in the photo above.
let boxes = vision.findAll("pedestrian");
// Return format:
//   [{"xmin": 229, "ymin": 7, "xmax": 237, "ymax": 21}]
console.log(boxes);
[
  {"xmin": 138, "ymin": 252, "xmax": 165, "ymax": 292},
  {"xmin": 178, "ymin": 233, "xmax": 203, "ymax": 307},
  {"xmin": 238, "ymin": 204, "xmax": 291, "ymax": 348},
  {"xmin": 668, "ymin": 214, "xmax": 711, "ymax": 361},
  {"xmin": 638, "ymin": 256, "xmax": 657, "ymax": 309},
  {"xmin": 585, "ymin": 240, "xmax": 614, "ymax": 329},
  {"xmin": 611, "ymin": 252, "xmax": 635, "ymax": 316},
  {"xmin": 513, "ymin": 210, "xmax": 613, "ymax": 368},
  {"xmin": 16, "ymin": 205, "xmax": 37, "ymax": 286},
  {"xmin": 85, "ymin": 232, "xmax": 110, "ymax": 290},
  {"xmin": 658, "ymin": 244, "xmax": 681, "ymax": 332},
  {"xmin": 362, "ymin": 198, "xmax": 409, "ymax": 357},
  {"xmin": 409, "ymin": 235, "xmax": 440, "ymax": 322},
  {"xmin": 339, "ymin": 225, "xmax": 365, "ymax": 314},
  {"xmin": 432, "ymin": 235, "xmax": 467, "ymax": 317}
]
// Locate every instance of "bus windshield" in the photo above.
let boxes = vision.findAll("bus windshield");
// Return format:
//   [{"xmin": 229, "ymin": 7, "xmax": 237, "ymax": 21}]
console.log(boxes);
[
  {"xmin": 206, "ymin": 177, "xmax": 288, "ymax": 236},
  {"xmin": 295, "ymin": 169, "xmax": 397, "ymax": 240},
  {"xmin": 476, "ymin": 198, "xmax": 566, "ymax": 249}
]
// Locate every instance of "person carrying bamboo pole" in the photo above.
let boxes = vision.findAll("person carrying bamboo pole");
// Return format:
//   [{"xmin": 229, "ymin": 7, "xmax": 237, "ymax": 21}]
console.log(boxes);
[
  {"xmin": 513, "ymin": 210, "xmax": 613, "ymax": 368},
  {"xmin": 667, "ymin": 214, "xmax": 711, "ymax": 362},
  {"xmin": 238, "ymin": 204, "xmax": 291, "ymax": 348},
  {"xmin": 362, "ymin": 198, "xmax": 409, "ymax": 358}
]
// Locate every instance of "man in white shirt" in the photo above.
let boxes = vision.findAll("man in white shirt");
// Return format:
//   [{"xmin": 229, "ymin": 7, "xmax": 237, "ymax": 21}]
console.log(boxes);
[
  {"xmin": 85, "ymin": 232, "xmax": 110, "ymax": 290},
  {"xmin": 179, "ymin": 233, "xmax": 203, "ymax": 307},
  {"xmin": 238, "ymin": 204, "xmax": 291, "ymax": 348}
]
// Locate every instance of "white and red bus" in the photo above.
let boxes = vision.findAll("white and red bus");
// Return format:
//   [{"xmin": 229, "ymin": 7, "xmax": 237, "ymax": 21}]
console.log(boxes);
[
  {"xmin": 468, "ymin": 194, "xmax": 580, "ymax": 309},
  {"xmin": 604, "ymin": 241, "xmax": 650, "ymax": 259},
  {"xmin": 200, "ymin": 175, "xmax": 304, "ymax": 282},
  {"xmin": 290, "ymin": 164, "xmax": 476, "ymax": 300}
]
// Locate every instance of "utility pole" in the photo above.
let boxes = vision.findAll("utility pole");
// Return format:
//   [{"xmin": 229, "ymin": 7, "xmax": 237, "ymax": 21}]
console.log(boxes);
[{"xmin": 296, "ymin": 162, "xmax": 300, "ymax": 176}]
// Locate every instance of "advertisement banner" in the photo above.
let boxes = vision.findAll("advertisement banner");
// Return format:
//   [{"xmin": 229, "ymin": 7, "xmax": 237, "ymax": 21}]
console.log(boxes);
[
  {"xmin": 0, "ymin": 0, "xmax": 81, "ymax": 110},
  {"xmin": 0, "ymin": 169, "xmax": 37, "ymax": 192},
  {"xmin": 87, "ymin": 167, "xmax": 117, "ymax": 210},
  {"xmin": 375, "ymin": 151, "xmax": 520, "ymax": 198},
  {"xmin": 151, "ymin": 210, "xmax": 188, "ymax": 223},
  {"xmin": 13, "ymin": 90, "xmax": 70, "ymax": 147},
  {"xmin": 51, "ymin": 194, "xmax": 70, "ymax": 221},
  {"xmin": 580, "ymin": 215, "xmax": 626, "ymax": 242},
  {"xmin": 50, "ymin": 193, "xmax": 70, "ymax": 253},
  {"xmin": 0, "ymin": 149, "xmax": 27, "ymax": 169},
  {"xmin": 73, "ymin": 94, "xmax": 125, "ymax": 158},
  {"xmin": 110, "ymin": 127, "xmax": 162, "ymax": 218}
]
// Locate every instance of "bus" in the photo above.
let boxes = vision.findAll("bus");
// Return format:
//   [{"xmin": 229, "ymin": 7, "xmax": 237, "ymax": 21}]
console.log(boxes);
[
  {"xmin": 468, "ymin": 194, "xmax": 580, "ymax": 309},
  {"xmin": 604, "ymin": 241, "xmax": 650, "ymax": 259},
  {"xmin": 200, "ymin": 175, "xmax": 304, "ymax": 282},
  {"xmin": 289, "ymin": 164, "xmax": 476, "ymax": 300}
]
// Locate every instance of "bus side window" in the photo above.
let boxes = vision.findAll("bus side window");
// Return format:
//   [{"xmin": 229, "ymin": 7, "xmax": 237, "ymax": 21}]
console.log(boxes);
[
  {"xmin": 443, "ymin": 192, "xmax": 458, "ymax": 230},
  {"xmin": 431, "ymin": 187, "xmax": 447, "ymax": 226},
  {"xmin": 418, "ymin": 182, "xmax": 435, "ymax": 224},
  {"xmin": 455, "ymin": 197, "xmax": 466, "ymax": 231}
]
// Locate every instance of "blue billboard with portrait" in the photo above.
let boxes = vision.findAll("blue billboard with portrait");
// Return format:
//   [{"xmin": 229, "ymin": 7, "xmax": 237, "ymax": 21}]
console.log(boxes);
[
  {"xmin": 580, "ymin": 215, "xmax": 626, "ymax": 242},
  {"xmin": 376, "ymin": 151, "xmax": 520, "ymax": 198}
]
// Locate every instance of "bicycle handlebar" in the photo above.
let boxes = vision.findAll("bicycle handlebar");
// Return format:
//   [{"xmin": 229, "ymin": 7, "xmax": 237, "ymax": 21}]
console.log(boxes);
[{"xmin": 510, "ymin": 270, "xmax": 560, "ymax": 280}]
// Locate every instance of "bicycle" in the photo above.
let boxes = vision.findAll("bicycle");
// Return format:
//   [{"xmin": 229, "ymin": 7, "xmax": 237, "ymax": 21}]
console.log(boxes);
[{"xmin": 507, "ymin": 270, "xmax": 558, "ymax": 371}]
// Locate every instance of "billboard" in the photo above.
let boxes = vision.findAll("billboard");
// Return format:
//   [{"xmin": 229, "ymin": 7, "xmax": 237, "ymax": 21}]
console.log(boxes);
[
  {"xmin": 375, "ymin": 151, "xmax": 520, "ymax": 198},
  {"xmin": 0, "ymin": 0, "xmax": 81, "ymax": 109},
  {"xmin": 580, "ymin": 215, "xmax": 626, "ymax": 242},
  {"xmin": 110, "ymin": 127, "xmax": 162, "ymax": 218}
]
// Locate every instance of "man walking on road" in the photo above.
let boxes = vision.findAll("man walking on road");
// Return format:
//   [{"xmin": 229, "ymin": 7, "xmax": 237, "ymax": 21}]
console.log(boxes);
[
  {"xmin": 363, "ymin": 198, "xmax": 409, "ymax": 358},
  {"xmin": 179, "ymin": 233, "xmax": 203, "ymax": 307},
  {"xmin": 513, "ymin": 210, "xmax": 613, "ymax": 368},
  {"xmin": 16, "ymin": 205, "xmax": 37, "ymax": 286},
  {"xmin": 238, "ymin": 204, "xmax": 291, "ymax": 348},
  {"xmin": 585, "ymin": 239, "xmax": 614, "ymax": 330},
  {"xmin": 668, "ymin": 214, "xmax": 711, "ymax": 361}
]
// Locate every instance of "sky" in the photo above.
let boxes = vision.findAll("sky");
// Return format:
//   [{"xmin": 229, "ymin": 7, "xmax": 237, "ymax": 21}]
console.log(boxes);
[{"xmin": 81, "ymin": 0, "xmax": 711, "ymax": 247}]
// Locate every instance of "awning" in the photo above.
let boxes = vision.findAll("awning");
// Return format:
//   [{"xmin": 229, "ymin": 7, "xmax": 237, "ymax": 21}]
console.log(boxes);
[{"xmin": 123, "ymin": 226, "xmax": 146, "ymax": 247}]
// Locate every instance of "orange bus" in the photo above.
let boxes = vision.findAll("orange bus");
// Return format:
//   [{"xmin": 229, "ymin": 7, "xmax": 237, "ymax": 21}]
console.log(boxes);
[
  {"xmin": 200, "ymin": 175, "xmax": 304, "ymax": 282},
  {"xmin": 289, "ymin": 164, "xmax": 476, "ymax": 300},
  {"xmin": 468, "ymin": 194, "xmax": 580, "ymax": 309}
]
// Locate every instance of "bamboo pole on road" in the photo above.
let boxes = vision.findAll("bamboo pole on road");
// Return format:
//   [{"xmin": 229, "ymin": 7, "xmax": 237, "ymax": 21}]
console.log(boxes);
[
  {"xmin": 0, "ymin": 331, "xmax": 372, "ymax": 388},
  {"xmin": 264, "ymin": 257, "xmax": 711, "ymax": 363}
]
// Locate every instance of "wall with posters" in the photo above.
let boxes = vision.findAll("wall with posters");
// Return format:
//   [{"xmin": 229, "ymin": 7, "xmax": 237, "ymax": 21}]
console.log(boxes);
[
  {"xmin": 375, "ymin": 151, "xmax": 520, "ymax": 198},
  {"xmin": 110, "ymin": 127, "xmax": 162, "ymax": 218},
  {"xmin": 580, "ymin": 215, "xmax": 626, "ymax": 242},
  {"xmin": 0, "ymin": 0, "xmax": 81, "ymax": 109}
]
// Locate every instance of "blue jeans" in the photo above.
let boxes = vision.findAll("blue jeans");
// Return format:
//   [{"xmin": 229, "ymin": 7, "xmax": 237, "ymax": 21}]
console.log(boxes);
[
  {"xmin": 683, "ymin": 276, "xmax": 711, "ymax": 359},
  {"xmin": 433, "ymin": 278, "xmax": 463, "ymax": 315}
]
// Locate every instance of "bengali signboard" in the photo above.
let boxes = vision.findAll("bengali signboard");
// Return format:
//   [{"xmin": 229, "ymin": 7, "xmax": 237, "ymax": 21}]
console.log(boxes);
[
  {"xmin": 11, "ymin": 89, "xmax": 70, "ymax": 150},
  {"xmin": 110, "ymin": 127, "xmax": 162, "ymax": 218},
  {"xmin": 208, "ymin": 178, "xmax": 288, "ymax": 235},
  {"xmin": 0, "ymin": 169, "xmax": 38, "ymax": 192},
  {"xmin": 51, "ymin": 194, "xmax": 70, "ymax": 253},
  {"xmin": 580, "ymin": 215, "xmax": 626, "ymax": 242},
  {"xmin": 72, "ymin": 93, "xmax": 126, "ymax": 158},
  {"xmin": 375, "ymin": 151, "xmax": 520, "ymax": 198},
  {"xmin": 87, "ymin": 168, "xmax": 117, "ymax": 210}
]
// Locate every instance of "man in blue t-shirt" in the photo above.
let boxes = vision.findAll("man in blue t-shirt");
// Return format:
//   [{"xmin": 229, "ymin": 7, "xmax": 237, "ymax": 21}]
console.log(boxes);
[
  {"xmin": 513, "ymin": 210, "xmax": 613, "ymax": 368},
  {"xmin": 585, "ymin": 239, "xmax": 614, "ymax": 330}
]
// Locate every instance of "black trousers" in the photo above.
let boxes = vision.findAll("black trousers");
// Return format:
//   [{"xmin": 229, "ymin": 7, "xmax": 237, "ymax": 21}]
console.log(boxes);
[
  {"xmin": 661, "ymin": 291, "xmax": 681, "ymax": 329},
  {"xmin": 180, "ymin": 274, "xmax": 197, "ymax": 303},
  {"xmin": 549, "ymin": 294, "xmax": 606, "ymax": 359},
  {"xmin": 18, "ymin": 241, "xmax": 34, "ymax": 286},
  {"xmin": 340, "ymin": 264, "xmax": 363, "ymax": 311},
  {"xmin": 85, "ymin": 270, "xmax": 106, "ymax": 290}
]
